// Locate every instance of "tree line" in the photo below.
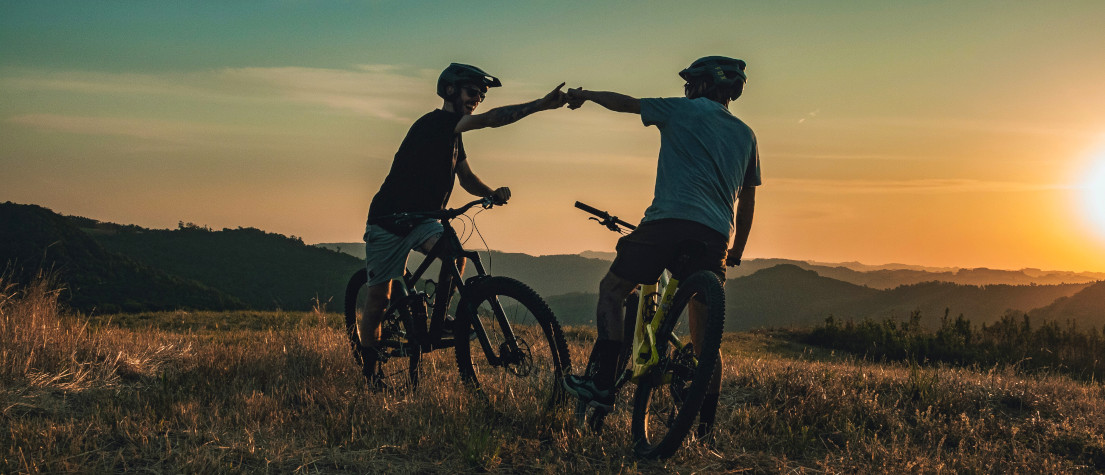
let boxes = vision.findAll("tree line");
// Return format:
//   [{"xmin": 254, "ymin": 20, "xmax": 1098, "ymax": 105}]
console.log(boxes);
[{"xmin": 804, "ymin": 310, "xmax": 1105, "ymax": 382}]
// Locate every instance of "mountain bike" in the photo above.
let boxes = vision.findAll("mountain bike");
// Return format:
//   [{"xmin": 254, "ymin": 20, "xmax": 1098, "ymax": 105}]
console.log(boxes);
[
  {"xmin": 573, "ymin": 201, "xmax": 726, "ymax": 459},
  {"xmin": 344, "ymin": 197, "xmax": 570, "ymax": 411}
]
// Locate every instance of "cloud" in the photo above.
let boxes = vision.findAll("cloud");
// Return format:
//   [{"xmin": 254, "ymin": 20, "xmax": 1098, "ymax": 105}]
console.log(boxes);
[
  {"xmin": 0, "ymin": 65, "xmax": 437, "ymax": 121},
  {"xmin": 7, "ymin": 113, "xmax": 249, "ymax": 142},
  {"xmin": 797, "ymin": 109, "xmax": 819, "ymax": 124},
  {"xmin": 771, "ymin": 152, "xmax": 919, "ymax": 161},
  {"xmin": 5, "ymin": 113, "xmax": 318, "ymax": 154},
  {"xmin": 807, "ymin": 115, "xmax": 1098, "ymax": 140},
  {"xmin": 770, "ymin": 178, "xmax": 1070, "ymax": 194}
]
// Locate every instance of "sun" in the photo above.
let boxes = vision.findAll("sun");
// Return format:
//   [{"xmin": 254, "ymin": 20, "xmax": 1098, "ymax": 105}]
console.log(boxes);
[{"xmin": 1082, "ymin": 153, "xmax": 1105, "ymax": 241}]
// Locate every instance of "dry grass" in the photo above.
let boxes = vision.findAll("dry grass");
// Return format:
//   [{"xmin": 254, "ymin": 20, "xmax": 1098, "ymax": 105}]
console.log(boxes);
[{"xmin": 3, "ymin": 276, "xmax": 1104, "ymax": 473}]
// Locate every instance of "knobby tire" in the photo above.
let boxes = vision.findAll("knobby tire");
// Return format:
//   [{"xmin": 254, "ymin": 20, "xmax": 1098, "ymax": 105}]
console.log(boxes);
[{"xmin": 454, "ymin": 276, "xmax": 570, "ymax": 413}]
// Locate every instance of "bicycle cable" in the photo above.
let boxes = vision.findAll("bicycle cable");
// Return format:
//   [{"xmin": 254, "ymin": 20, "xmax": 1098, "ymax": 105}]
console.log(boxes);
[
  {"xmin": 467, "ymin": 206, "xmax": 494, "ymax": 274},
  {"xmin": 454, "ymin": 213, "xmax": 470, "ymax": 243},
  {"xmin": 457, "ymin": 210, "xmax": 474, "ymax": 244}
]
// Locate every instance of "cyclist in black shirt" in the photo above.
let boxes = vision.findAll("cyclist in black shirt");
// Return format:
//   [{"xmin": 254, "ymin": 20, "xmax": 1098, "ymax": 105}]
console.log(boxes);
[{"xmin": 358, "ymin": 63, "xmax": 567, "ymax": 378}]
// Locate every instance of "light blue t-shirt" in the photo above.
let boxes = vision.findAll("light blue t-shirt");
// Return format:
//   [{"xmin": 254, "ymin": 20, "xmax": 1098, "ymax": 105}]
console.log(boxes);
[{"xmin": 639, "ymin": 97, "xmax": 761, "ymax": 238}]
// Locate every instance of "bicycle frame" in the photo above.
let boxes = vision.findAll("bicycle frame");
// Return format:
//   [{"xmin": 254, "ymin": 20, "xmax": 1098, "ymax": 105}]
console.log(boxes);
[
  {"xmin": 627, "ymin": 272, "xmax": 700, "ymax": 384},
  {"xmin": 572, "ymin": 201, "xmax": 696, "ymax": 387},
  {"xmin": 573, "ymin": 200, "xmax": 723, "ymax": 458},
  {"xmin": 382, "ymin": 204, "xmax": 523, "ymax": 367}
]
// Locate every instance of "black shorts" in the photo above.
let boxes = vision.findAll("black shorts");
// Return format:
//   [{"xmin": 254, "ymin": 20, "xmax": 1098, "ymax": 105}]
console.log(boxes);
[{"xmin": 609, "ymin": 219, "xmax": 728, "ymax": 284}]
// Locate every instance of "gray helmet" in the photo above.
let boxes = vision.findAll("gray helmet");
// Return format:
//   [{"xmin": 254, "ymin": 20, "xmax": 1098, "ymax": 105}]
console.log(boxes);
[
  {"xmin": 437, "ymin": 63, "xmax": 502, "ymax": 99},
  {"xmin": 679, "ymin": 56, "xmax": 747, "ymax": 87}
]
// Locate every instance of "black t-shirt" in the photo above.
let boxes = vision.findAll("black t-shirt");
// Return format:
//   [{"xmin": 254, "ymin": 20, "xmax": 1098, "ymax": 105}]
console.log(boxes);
[{"xmin": 368, "ymin": 109, "xmax": 467, "ymax": 220}]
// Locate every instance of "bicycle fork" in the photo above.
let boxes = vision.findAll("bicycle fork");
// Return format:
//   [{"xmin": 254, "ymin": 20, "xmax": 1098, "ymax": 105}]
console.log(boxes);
[{"xmin": 468, "ymin": 295, "xmax": 528, "ymax": 367}]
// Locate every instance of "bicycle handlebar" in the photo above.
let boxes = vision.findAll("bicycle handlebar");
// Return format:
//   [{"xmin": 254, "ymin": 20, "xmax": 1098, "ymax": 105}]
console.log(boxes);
[
  {"xmin": 370, "ymin": 197, "xmax": 503, "ymax": 226},
  {"xmin": 575, "ymin": 201, "xmax": 637, "ymax": 233}
]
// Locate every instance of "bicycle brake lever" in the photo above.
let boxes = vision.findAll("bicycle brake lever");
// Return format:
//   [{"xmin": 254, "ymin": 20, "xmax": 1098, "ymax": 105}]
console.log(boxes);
[{"xmin": 590, "ymin": 216, "xmax": 625, "ymax": 234}]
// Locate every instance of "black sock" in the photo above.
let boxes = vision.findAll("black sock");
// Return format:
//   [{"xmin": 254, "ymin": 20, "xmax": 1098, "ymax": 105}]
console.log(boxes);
[
  {"xmin": 697, "ymin": 392, "xmax": 720, "ymax": 437},
  {"xmin": 591, "ymin": 339, "xmax": 623, "ymax": 391}
]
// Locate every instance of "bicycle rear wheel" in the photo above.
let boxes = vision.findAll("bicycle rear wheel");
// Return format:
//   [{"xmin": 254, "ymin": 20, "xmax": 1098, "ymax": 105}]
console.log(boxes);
[
  {"xmin": 344, "ymin": 269, "xmax": 421, "ymax": 389},
  {"xmin": 575, "ymin": 290, "xmax": 638, "ymax": 433},
  {"xmin": 454, "ymin": 276, "xmax": 570, "ymax": 413},
  {"xmin": 630, "ymin": 270, "xmax": 725, "ymax": 459}
]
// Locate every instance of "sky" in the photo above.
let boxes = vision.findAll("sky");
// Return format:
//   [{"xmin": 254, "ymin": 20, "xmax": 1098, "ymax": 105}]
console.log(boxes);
[{"xmin": 3, "ymin": 1, "xmax": 1105, "ymax": 272}]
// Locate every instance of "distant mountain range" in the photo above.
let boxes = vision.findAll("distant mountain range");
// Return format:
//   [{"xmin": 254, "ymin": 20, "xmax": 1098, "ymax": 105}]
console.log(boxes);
[
  {"xmin": 318, "ymin": 244, "xmax": 1105, "ymax": 289},
  {"xmin": 728, "ymin": 258, "xmax": 1105, "ymax": 289},
  {"xmin": 723, "ymin": 264, "xmax": 1098, "ymax": 331},
  {"xmin": 4, "ymin": 201, "xmax": 1103, "ymax": 331},
  {"xmin": 319, "ymin": 242, "xmax": 1103, "ymax": 331}
]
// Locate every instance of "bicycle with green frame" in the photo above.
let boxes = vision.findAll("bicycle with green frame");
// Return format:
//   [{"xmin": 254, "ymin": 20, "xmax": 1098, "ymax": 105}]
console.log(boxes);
[
  {"xmin": 572, "ymin": 201, "xmax": 727, "ymax": 459},
  {"xmin": 344, "ymin": 197, "xmax": 571, "ymax": 412}
]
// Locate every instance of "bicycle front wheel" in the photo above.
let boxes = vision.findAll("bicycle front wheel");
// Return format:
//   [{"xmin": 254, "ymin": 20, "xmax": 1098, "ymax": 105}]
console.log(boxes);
[
  {"xmin": 630, "ymin": 270, "xmax": 725, "ymax": 459},
  {"xmin": 454, "ymin": 276, "xmax": 570, "ymax": 413},
  {"xmin": 344, "ymin": 269, "xmax": 420, "ymax": 389}
]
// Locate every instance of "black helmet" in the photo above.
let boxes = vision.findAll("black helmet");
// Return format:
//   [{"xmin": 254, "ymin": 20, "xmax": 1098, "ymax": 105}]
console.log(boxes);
[
  {"xmin": 679, "ymin": 56, "xmax": 747, "ymax": 85},
  {"xmin": 437, "ymin": 63, "xmax": 502, "ymax": 99}
]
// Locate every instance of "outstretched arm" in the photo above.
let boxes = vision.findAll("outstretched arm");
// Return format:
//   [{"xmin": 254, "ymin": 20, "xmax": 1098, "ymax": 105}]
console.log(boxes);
[
  {"xmin": 566, "ymin": 88, "xmax": 640, "ymax": 114},
  {"xmin": 455, "ymin": 83, "xmax": 567, "ymax": 133},
  {"xmin": 726, "ymin": 185, "xmax": 756, "ymax": 266}
]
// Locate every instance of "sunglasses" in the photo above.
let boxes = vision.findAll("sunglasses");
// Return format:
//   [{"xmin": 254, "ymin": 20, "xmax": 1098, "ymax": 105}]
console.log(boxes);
[{"xmin": 461, "ymin": 86, "xmax": 486, "ymax": 100}]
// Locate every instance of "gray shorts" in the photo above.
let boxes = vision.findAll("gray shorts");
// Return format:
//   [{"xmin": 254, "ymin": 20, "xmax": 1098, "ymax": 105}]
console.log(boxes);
[{"xmin": 364, "ymin": 219, "xmax": 444, "ymax": 287}]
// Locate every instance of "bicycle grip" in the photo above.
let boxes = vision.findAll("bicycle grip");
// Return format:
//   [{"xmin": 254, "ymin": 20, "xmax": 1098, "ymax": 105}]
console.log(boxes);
[{"xmin": 574, "ymin": 201, "xmax": 607, "ymax": 218}]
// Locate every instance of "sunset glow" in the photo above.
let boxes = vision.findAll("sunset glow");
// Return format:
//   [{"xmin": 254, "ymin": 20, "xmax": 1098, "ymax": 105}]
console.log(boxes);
[
  {"xmin": 1082, "ymin": 148, "xmax": 1105, "ymax": 242},
  {"xmin": 3, "ymin": 2, "xmax": 1105, "ymax": 272}
]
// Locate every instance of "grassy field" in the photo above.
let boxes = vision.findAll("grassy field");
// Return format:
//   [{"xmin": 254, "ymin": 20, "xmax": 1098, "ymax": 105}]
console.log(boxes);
[{"xmin": 3, "ymin": 277, "xmax": 1105, "ymax": 473}]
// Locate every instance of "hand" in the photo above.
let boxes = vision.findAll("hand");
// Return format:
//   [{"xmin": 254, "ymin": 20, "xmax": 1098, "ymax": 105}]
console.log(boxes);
[
  {"xmin": 539, "ymin": 83, "xmax": 568, "ymax": 110},
  {"xmin": 489, "ymin": 187, "xmax": 511, "ymax": 204},
  {"xmin": 725, "ymin": 248, "xmax": 742, "ymax": 267},
  {"xmin": 567, "ymin": 87, "xmax": 587, "ymax": 109}
]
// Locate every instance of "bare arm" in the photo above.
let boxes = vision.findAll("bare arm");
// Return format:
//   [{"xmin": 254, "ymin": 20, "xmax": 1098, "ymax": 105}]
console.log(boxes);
[
  {"xmin": 567, "ymin": 88, "xmax": 640, "ymax": 114},
  {"xmin": 726, "ymin": 186, "xmax": 756, "ymax": 266},
  {"xmin": 456, "ymin": 160, "xmax": 510, "ymax": 202},
  {"xmin": 455, "ymin": 83, "xmax": 566, "ymax": 133}
]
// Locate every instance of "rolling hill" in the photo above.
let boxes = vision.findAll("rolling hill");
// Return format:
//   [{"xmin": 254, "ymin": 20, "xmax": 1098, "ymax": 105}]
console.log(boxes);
[
  {"xmin": 0, "ymin": 202, "xmax": 243, "ymax": 313},
  {"xmin": 90, "ymin": 223, "xmax": 363, "ymax": 311},
  {"xmin": 1029, "ymin": 281, "xmax": 1105, "ymax": 328},
  {"xmin": 725, "ymin": 264, "xmax": 880, "ymax": 329},
  {"xmin": 549, "ymin": 264, "xmax": 1093, "ymax": 332}
]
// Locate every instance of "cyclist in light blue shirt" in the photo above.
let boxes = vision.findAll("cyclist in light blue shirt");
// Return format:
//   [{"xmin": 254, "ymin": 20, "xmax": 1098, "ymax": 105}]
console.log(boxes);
[{"xmin": 563, "ymin": 56, "xmax": 759, "ymax": 438}]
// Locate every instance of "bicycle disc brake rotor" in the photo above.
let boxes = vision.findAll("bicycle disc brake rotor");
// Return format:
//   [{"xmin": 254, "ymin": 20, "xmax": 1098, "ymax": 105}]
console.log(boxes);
[{"xmin": 498, "ymin": 336, "xmax": 533, "ymax": 376}]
